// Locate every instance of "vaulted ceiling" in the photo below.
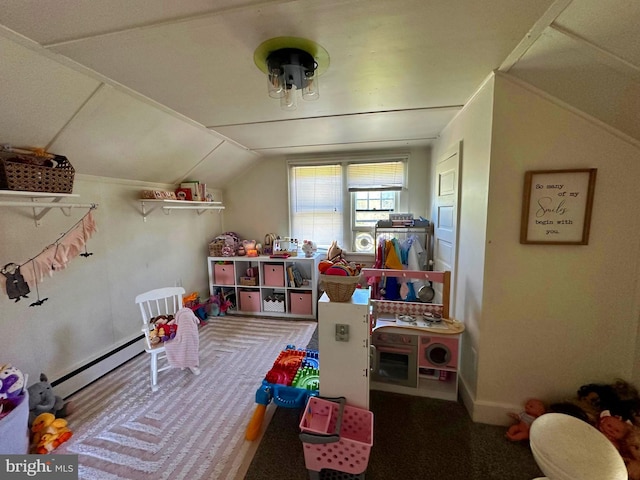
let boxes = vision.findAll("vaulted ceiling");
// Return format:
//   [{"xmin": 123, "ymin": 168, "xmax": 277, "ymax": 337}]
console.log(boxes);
[{"xmin": 1, "ymin": 0, "xmax": 638, "ymax": 189}]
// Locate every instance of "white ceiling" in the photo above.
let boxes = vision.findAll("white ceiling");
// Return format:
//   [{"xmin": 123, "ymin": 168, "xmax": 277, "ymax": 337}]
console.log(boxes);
[{"xmin": 1, "ymin": 0, "xmax": 639, "ymax": 189}]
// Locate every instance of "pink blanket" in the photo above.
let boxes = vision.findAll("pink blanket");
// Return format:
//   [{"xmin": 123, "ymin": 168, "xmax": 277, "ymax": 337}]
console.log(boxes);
[{"xmin": 164, "ymin": 307, "xmax": 200, "ymax": 369}]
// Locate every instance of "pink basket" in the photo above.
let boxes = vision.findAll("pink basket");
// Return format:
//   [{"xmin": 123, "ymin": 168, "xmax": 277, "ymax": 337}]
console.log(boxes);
[{"xmin": 299, "ymin": 397, "xmax": 374, "ymax": 475}]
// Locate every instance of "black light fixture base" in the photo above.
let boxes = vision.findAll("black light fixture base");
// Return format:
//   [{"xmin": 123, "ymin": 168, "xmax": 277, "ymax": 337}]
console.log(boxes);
[{"xmin": 266, "ymin": 48, "xmax": 317, "ymax": 90}]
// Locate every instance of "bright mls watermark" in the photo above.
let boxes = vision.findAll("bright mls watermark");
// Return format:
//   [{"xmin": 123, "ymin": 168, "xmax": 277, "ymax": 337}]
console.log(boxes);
[{"xmin": 1, "ymin": 455, "xmax": 78, "ymax": 479}]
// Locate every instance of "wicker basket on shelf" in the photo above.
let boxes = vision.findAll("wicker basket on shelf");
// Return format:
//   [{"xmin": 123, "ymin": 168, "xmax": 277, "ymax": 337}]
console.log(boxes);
[
  {"xmin": 209, "ymin": 240, "xmax": 225, "ymax": 257},
  {"xmin": 319, "ymin": 274, "xmax": 360, "ymax": 302},
  {"xmin": 0, "ymin": 150, "xmax": 74, "ymax": 193}
]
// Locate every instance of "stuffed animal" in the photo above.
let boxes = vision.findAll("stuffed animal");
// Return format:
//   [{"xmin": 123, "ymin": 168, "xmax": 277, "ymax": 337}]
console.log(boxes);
[
  {"xmin": 550, "ymin": 379, "xmax": 640, "ymax": 426},
  {"xmin": 506, "ymin": 398, "xmax": 546, "ymax": 441},
  {"xmin": 327, "ymin": 240, "xmax": 344, "ymax": 263},
  {"xmin": 27, "ymin": 373, "xmax": 74, "ymax": 426},
  {"xmin": 598, "ymin": 409, "xmax": 632, "ymax": 451},
  {"xmin": 150, "ymin": 315, "xmax": 178, "ymax": 342},
  {"xmin": 208, "ymin": 291, "xmax": 232, "ymax": 316},
  {"xmin": 152, "ymin": 314, "xmax": 174, "ymax": 325},
  {"xmin": 30, "ymin": 412, "xmax": 73, "ymax": 454},
  {"xmin": 0, "ymin": 364, "xmax": 26, "ymax": 400},
  {"xmin": 0, "ymin": 364, "xmax": 27, "ymax": 420},
  {"xmin": 1, "ymin": 262, "xmax": 30, "ymax": 302},
  {"xmin": 148, "ymin": 328, "xmax": 161, "ymax": 346},
  {"xmin": 623, "ymin": 426, "xmax": 640, "ymax": 480},
  {"xmin": 157, "ymin": 323, "xmax": 178, "ymax": 342},
  {"xmin": 302, "ymin": 240, "xmax": 316, "ymax": 258}
]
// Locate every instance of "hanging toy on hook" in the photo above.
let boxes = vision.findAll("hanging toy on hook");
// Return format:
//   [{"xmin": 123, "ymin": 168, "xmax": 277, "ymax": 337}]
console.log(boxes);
[
  {"xmin": 28, "ymin": 260, "xmax": 48, "ymax": 307},
  {"xmin": 1, "ymin": 263, "xmax": 30, "ymax": 302}
]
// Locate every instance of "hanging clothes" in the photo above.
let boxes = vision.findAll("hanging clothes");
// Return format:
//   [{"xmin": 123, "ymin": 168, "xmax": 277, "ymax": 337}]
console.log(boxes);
[
  {"xmin": 164, "ymin": 308, "xmax": 200, "ymax": 369},
  {"xmin": 406, "ymin": 235, "xmax": 426, "ymax": 295},
  {"xmin": 384, "ymin": 240, "xmax": 403, "ymax": 270},
  {"xmin": 0, "ymin": 208, "xmax": 97, "ymax": 303}
]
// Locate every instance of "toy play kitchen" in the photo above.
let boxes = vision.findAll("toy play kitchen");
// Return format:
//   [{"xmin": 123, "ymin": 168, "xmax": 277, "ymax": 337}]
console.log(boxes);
[{"xmin": 362, "ymin": 268, "xmax": 465, "ymax": 401}]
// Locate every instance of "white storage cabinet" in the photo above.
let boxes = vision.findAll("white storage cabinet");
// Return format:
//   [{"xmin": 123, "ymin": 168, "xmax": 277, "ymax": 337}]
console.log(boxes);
[{"xmin": 207, "ymin": 254, "xmax": 321, "ymax": 319}]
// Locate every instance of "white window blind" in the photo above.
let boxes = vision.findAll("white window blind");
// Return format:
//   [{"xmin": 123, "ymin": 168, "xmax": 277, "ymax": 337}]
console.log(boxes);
[
  {"xmin": 290, "ymin": 164, "xmax": 344, "ymax": 248},
  {"xmin": 347, "ymin": 160, "xmax": 406, "ymax": 191}
]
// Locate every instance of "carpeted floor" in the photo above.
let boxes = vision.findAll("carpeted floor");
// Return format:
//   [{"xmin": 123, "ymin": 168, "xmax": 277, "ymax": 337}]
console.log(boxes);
[
  {"xmin": 245, "ymin": 326, "xmax": 544, "ymax": 480},
  {"xmin": 246, "ymin": 391, "xmax": 544, "ymax": 480}
]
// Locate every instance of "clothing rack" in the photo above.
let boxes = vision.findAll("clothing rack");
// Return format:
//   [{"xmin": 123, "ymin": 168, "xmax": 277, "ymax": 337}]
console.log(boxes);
[{"xmin": 374, "ymin": 221, "xmax": 433, "ymax": 270}]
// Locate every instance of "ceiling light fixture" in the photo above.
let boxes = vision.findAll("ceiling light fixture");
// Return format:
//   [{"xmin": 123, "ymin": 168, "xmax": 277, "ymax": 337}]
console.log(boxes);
[{"xmin": 254, "ymin": 37, "xmax": 329, "ymax": 111}]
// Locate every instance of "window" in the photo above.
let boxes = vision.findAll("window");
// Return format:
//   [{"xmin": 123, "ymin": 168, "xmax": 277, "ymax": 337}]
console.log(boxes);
[
  {"xmin": 352, "ymin": 191, "xmax": 398, "ymax": 253},
  {"xmin": 289, "ymin": 163, "xmax": 343, "ymax": 249},
  {"xmin": 289, "ymin": 155, "xmax": 407, "ymax": 252}
]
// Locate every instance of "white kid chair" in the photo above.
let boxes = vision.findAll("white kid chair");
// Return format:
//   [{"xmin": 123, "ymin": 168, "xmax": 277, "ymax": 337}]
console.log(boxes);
[{"xmin": 135, "ymin": 286, "xmax": 185, "ymax": 392}]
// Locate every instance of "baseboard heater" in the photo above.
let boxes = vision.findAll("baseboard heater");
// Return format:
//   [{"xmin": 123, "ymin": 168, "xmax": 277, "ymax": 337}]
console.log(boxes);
[{"xmin": 52, "ymin": 335, "xmax": 145, "ymax": 399}]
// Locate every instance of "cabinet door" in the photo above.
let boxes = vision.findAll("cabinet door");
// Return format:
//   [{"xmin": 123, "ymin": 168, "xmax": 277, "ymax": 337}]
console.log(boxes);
[{"xmin": 318, "ymin": 289, "xmax": 371, "ymax": 409}]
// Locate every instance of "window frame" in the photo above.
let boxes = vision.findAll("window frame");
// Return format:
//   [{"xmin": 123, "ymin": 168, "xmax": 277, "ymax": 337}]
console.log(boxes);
[{"xmin": 288, "ymin": 153, "xmax": 408, "ymax": 252}]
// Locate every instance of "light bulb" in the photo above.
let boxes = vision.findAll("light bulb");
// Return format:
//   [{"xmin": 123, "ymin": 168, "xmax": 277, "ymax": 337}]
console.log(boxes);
[
  {"xmin": 302, "ymin": 73, "xmax": 319, "ymax": 101},
  {"xmin": 268, "ymin": 68, "xmax": 284, "ymax": 99},
  {"xmin": 281, "ymin": 84, "xmax": 298, "ymax": 110}
]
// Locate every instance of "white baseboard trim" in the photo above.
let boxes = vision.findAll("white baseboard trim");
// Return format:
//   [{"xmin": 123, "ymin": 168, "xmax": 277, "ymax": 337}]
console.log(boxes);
[
  {"xmin": 54, "ymin": 337, "xmax": 145, "ymax": 399},
  {"xmin": 459, "ymin": 374, "xmax": 518, "ymax": 426}
]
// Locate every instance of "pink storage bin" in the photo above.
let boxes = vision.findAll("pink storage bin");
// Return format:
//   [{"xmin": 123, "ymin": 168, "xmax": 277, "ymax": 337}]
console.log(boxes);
[
  {"xmin": 263, "ymin": 264, "xmax": 285, "ymax": 287},
  {"xmin": 239, "ymin": 290, "xmax": 261, "ymax": 312},
  {"xmin": 214, "ymin": 263, "xmax": 235, "ymax": 285},
  {"xmin": 299, "ymin": 397, "xmax": 373, "ymax": 475},
  {"xmin": 290, "ymin": 292, "xmax": 312, "ymax": 315}
]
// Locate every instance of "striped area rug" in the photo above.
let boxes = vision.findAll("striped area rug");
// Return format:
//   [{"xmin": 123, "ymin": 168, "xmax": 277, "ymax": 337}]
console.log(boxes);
[{"xmin": 56, "ymin": 316, "xmax": 317, "ymax": 479}]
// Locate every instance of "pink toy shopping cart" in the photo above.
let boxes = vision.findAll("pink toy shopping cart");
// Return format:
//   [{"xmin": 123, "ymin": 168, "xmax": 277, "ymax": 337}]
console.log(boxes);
[{"xmin": 299, "ymin": 396, "xmax": 374, "ymax": 479}]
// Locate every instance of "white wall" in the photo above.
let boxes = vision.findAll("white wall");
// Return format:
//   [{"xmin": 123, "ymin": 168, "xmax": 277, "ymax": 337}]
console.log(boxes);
[
  {"xmin": 223, "ymin": 156, "xmax": 289, "ymax": 243},
  {"xmin": 0, "ymin": 176, "xmax": 222, "ymax": 396},
  {"xmin": 430, "ymin": 75, "xmax": 495, "ymax": 404},
  {"xmin": 480, "ymin": 73, "xmax": 640, "ymax": 420},
  {"xmin": 434, "ymin": 72, "xmax": 640, "ymax": 424}
]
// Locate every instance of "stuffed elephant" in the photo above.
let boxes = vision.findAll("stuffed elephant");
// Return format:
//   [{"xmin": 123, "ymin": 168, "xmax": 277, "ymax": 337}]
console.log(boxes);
[{"xmin": 27, "ymin": 373, "xmax": 73, "ymax": 426}]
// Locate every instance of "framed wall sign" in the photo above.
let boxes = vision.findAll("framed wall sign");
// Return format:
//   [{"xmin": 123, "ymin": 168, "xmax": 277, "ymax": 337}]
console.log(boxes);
[{"xmin": 520, "ymin": 168, "xmax": 597, "ymax": 245}]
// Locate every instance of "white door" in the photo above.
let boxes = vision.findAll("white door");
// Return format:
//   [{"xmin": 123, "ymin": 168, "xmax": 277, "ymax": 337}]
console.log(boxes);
[{"xmin": 434, "ymin": 141, "xmax": 461, "ymax": 316}]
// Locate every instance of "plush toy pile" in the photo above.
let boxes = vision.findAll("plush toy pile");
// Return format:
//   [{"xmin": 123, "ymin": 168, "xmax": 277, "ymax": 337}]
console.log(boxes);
[
  {"xmin": 149, "ymin": 315, "xmax": 177, "ymax": 344},
  {"xmin": 317, "ymin": 241, "xmax": 362, "ymax": 278},
  {"xmin": 26, "ymin": 373, "xmax": 74, "ymax": 454},
  {"xmin": 208, "ymin": 290, "xmax": 232, "ymax": 316},
  {"xmin": 508, "ymin": 379, "xmax": 640, "ymax": 479}
]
